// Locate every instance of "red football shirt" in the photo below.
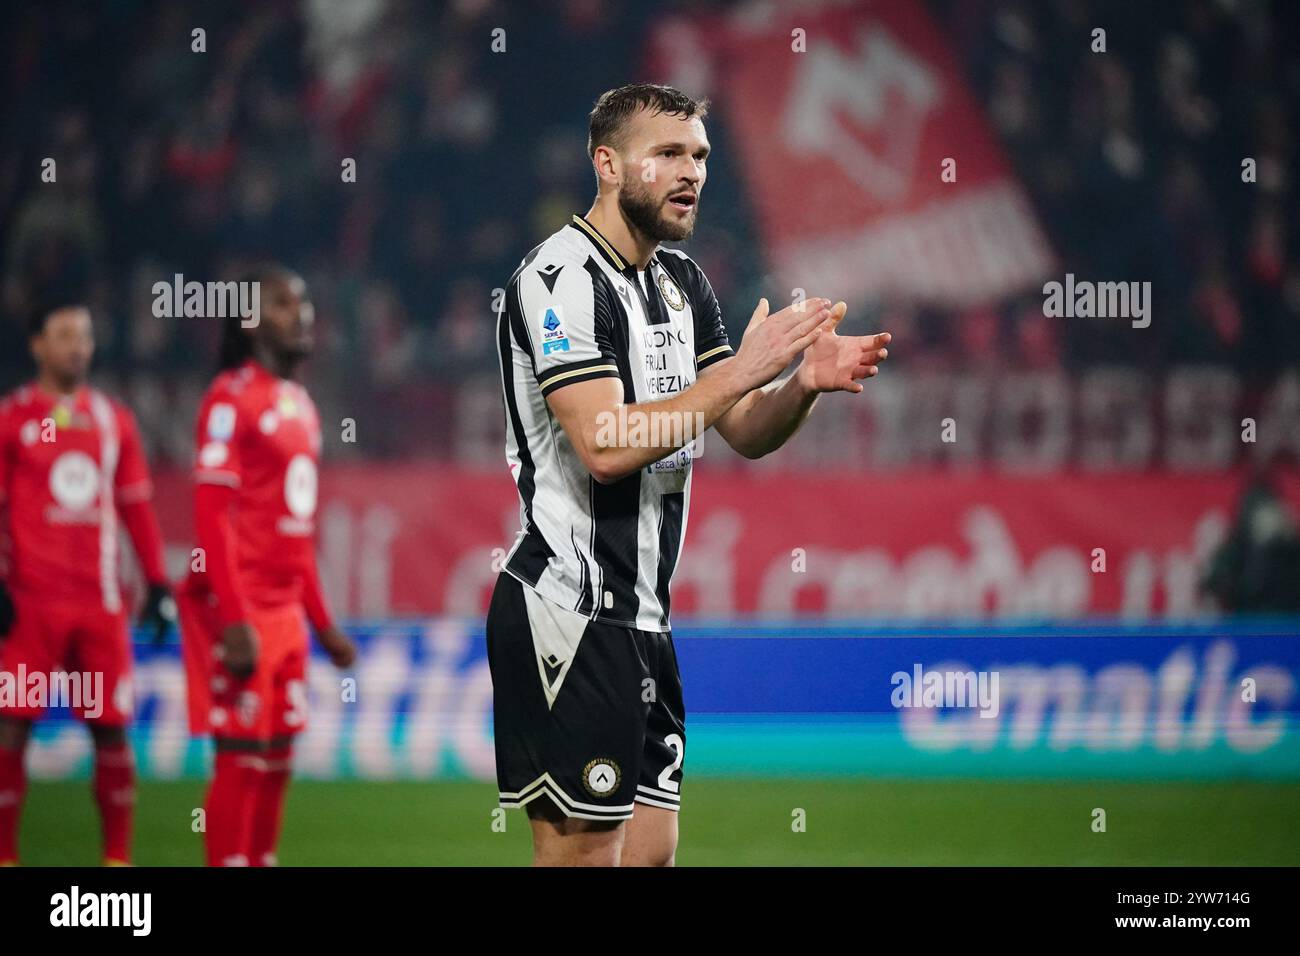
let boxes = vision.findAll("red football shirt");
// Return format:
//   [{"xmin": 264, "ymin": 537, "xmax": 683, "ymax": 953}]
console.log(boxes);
[
  {"xmin": 0, "ymin": 384, "xmax": 156, "ymax": 610},
  {"xmin": 186, "ymin": 360, "xmax": 324, "ymax": 613}
]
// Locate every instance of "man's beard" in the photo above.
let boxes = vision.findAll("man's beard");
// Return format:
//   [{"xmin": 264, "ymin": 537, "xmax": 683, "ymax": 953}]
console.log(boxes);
[
  {"xmin": 619, "ymin": 181, "xmax": 696, "ymax": 243},
  {"xmin": 51, "ymin": 365, "xmax": 88, "ymax": 391}
]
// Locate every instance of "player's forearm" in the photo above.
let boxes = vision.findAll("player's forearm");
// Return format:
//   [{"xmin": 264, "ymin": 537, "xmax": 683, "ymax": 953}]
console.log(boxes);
[
  {"xmin": 194, "ymin": 483, "xmax": 251, "ymax": 626},
  {"xmin": 583, "ymin": 361, "xmax": 751, "ymax": 482},
  {"xmin": 716, "ymin": 371, "xmax": 819, "ymax": 459},
  {"xmin": 300, "ymin": 560, "xmax": 336, "ymax": 634}
]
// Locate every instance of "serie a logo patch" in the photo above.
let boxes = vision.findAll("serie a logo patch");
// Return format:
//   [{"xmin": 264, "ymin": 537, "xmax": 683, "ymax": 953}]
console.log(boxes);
[
  {"xmin": 581, "ymin": 758, "xmax": 621, "ymax": 797},
  {"xmin": 540, "ymin": 306, "xmax": 570, "ymax": 355}
]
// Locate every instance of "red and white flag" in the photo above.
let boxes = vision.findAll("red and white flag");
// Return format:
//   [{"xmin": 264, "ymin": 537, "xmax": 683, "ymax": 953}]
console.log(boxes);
[{"xmin": 649, "ymin": 0, "xmax": 1055, "ymax": 306}]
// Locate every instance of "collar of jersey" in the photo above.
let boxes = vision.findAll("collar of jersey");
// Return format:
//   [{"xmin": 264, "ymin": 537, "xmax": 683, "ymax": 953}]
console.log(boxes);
[
  {"xmin": 242, "ymin": 357, "xmax": 304, "ymax": 388},
  {"xmin": 241, "ymin": 358, "xmax": 276, "ymax": 383},
  {"xmin": 30, "ymin": 381, "xmax": 89, "ymax": 406},
  {"xmin": 568, "ymin": 214, "xmax": 660, "ymax": 275}
]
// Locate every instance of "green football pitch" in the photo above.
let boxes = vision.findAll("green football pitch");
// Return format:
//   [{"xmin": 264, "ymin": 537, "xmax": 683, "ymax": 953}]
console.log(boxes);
[{"xmin": 18, "ymin": 778, "xmax": 1300, "ymax": 866}]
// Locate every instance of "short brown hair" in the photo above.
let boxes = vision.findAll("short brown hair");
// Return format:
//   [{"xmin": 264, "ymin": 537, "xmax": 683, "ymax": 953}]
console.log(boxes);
[{"xmin": 587, "ymin": 83, "xmax": 709, "ymax": 159}]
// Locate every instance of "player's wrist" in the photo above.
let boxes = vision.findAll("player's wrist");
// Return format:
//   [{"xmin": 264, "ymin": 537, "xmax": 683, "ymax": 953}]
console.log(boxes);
[
  {"xmin": 217, "ymin": 605, "xmax": 251, "ymax": 631},
  {"xmin": 792, "ymin": 360, "xmax": 819, "ymax": 396},
  {"xmin": 715, "ymin": 355, "xmax": 761, "ymax": 401}
]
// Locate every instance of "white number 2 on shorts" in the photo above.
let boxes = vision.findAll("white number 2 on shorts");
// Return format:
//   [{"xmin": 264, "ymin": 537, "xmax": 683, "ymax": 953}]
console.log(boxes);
[{"xmin": 657, "ymin": 733, "xmax": 684, "ymax": 794}]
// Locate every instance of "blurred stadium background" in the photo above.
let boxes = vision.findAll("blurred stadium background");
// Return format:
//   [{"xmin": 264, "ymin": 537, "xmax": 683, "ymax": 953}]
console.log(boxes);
[{"xmin": 4, "ymin": 0, "xmax": 1299, "ymax": 865}]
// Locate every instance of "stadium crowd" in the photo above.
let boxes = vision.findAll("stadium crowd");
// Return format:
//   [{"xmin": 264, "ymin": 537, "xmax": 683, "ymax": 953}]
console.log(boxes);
[{"xmin": 2, "ymin": 0, "xmax": 1296, "ymax": 461}]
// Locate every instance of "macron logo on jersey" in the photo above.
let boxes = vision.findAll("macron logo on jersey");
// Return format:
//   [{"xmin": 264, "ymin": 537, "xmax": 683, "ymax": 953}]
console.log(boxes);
[{"xmin": 541, "ymin": 307, "xmax": 570, "ymax": 354}]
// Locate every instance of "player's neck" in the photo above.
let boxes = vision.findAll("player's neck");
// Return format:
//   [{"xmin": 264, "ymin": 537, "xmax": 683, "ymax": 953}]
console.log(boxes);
[
  {"xmin": 35, "ymin": 372, "xmax": 83, "ymax": 400},
  {"xmin": 249, "ymin": 348, "xmax": 300, "ymax": 382},
  {"xmin": 585, "ymin": 198, "xmax": 657, "ymax": 271}
]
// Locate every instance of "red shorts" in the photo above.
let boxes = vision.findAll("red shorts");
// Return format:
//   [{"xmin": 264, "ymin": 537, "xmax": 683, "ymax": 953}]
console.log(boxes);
[
  {"xmin": 178, "ymin": 591, "xmax": 310, "ymax": 741},
  {"xmin": 0, "ymin": 590, "xmax": 133, "ymax": 726}
]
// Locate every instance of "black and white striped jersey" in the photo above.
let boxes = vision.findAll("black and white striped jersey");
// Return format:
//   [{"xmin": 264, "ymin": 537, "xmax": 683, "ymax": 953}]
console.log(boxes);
[{"xmin": 496, "ymin": 213, "xmax": 734, "ymax": 632}]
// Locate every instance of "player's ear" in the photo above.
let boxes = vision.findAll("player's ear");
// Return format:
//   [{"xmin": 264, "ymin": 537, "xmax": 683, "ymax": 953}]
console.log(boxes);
[{"xmin": 593, "ymin": 145, "xmax": 621, "ymax": 189}]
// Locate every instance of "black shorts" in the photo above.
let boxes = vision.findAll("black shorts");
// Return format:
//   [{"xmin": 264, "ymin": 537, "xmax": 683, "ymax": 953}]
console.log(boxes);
[{"xmin": 486, "ymin": 572, "xmax": 685, "ymax": 821}]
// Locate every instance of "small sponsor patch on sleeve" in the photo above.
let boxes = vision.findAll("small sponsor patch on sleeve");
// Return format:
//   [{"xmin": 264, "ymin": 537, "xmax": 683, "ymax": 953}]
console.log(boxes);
[
  {"xmin": 540, "ymin": 306, "xmax": 571, "ymax": 355},
  {"xmin": 207, "ymin": 402, "xmax": 236, "ymax": 441}
]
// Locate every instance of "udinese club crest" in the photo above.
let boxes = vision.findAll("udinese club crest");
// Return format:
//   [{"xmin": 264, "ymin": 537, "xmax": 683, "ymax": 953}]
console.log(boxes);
[
  {"xmin": 657, "ymin": 272, "xmax": 684, "ymax": 312},
  {"xmin": 581, "ymin": 758, "xmax": 622, "ymax": 797}
]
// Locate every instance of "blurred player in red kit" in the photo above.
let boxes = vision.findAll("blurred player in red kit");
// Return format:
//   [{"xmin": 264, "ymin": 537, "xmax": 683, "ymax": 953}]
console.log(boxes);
[
  {"xmin": 0, "ymin": 301, "xmax": 174, "ymax": 866},
  {"xmin": 178, "ymin": 267, "xmax": 355, "ymax": 867}
]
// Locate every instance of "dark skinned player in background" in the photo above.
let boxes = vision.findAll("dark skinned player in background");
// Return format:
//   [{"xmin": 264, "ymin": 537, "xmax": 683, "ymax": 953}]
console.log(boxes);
[{"xmin": 177, "ymin": 267, "xmax": 356, "ymax": 866}]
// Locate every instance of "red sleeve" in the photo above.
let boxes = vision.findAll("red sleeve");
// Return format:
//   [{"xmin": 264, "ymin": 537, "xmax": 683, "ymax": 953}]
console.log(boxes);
[
  {"xmin": 114, "ymin": 405, "xmax": 154, "ymax": 504},
  {"xmin": 0, "ymin": 402, "xmax": 13, "ymax": 582},
  {"xmin": 0, "ymin": 400, "xmax": 12, "ymax": 502},
  {"xmin": 194, "ymin": 482, "xmax": 250, "ymax": 627},
  {"xmin": 300, "ymin": 559, "xmax": 336, "ymax": 634},
  {"xmin": 193, "ymin": 385, "xmax": 243, "ymax": 489},
  {"xmin": 113, "ymin": 407, "xmax": 167, "ymax": 585},
  {"xmin": 191, "ymin": 379, "xmax": 251, "ymax": 627},
  {"xmin": 120, "ymin": 500, "xmax": 167, "ymax": 586}
]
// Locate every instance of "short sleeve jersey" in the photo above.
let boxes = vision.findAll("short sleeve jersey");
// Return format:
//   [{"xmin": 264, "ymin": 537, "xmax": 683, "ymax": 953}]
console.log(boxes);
[{"xmin": 496, "ymin": 214, "xmax": 734, "ymax": 632}]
